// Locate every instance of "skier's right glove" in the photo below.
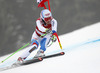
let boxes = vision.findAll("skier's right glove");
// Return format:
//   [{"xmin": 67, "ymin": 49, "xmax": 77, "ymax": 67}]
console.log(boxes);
[{"xmin": 45, "ymin": 28, "xmax": 52, "ymax": 34}]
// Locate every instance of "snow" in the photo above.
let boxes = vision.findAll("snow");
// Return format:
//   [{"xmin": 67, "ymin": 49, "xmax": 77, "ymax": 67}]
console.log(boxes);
[{"xmin": 0, "ymin": 22, "xmax": 100, "ymax": 73}]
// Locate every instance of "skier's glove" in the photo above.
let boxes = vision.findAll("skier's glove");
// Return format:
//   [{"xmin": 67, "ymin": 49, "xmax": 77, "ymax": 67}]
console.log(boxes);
[
  {"xmin": 45, "ymin": 29, "xmax": 52, "ymax": 34},
  {"xmin": 51, "ymin": 35, "xmax": 57, "ymax": 42}
]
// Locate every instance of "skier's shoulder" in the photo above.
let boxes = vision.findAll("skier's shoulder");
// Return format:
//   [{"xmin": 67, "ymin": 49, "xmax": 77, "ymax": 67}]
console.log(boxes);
[
  {"xmin": 36, "ymin": 17, "xmax": 41, "ymax": 24},
  {"xmin": 36, "ymin": 17, "xmax": 41, "ymax": 21},
  {"xmin": 36, "ymin": 17, "xmax": 43, "ymax": 27},
  {"xmin": 51, "ymin": 18, "xmax": 57, "ymax": 22},
  {"xmin": 51, "ymin": 18, "xmax": 57, "ymax": 25}
]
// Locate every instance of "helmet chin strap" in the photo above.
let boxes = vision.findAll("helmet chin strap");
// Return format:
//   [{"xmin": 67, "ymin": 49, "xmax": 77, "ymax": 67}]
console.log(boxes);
[{"xmin": 42, "ymin": 19, "xmax": 47, "ymax": 25}]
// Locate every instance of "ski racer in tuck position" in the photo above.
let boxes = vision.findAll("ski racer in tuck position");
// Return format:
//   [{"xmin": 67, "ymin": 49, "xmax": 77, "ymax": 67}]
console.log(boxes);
[{"xmin": 17, "ymin": 9, "xmax": 58, "ymax": 62}]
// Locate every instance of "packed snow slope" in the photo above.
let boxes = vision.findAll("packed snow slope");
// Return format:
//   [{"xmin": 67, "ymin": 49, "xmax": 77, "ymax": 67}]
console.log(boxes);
[{"xmin": 0, "ymin": 22, "xmax": 100, "ymax": 73}]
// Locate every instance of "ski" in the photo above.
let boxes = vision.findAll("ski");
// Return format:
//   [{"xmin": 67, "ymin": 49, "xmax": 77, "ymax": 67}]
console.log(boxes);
[
  {"xmin": 21, "ymin": 57, "xmax": 43, "ymax": 65},
  {"xmin": 42, "ymin": 52, "xmax": 65, "ymax": 59},
  {"xmin": 0, "ymin": 57, "xmax": 43, "ymax": 71},
  {"xmin": 0, "ymin": 52, "xmax": 65, "ymax": 71},
  {"xmin": 22, "ymin": 52, "xmax": 65, "ymax": 65}
]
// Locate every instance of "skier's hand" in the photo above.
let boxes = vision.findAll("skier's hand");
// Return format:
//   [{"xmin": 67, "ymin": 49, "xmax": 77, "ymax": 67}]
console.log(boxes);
[
  {"xmin": 45, "ymin": 29, "xmax": 52, "ymax": 34},
  {"xmin": 51, "ymin": 35, "xmax": 57, "ymax": 42}
]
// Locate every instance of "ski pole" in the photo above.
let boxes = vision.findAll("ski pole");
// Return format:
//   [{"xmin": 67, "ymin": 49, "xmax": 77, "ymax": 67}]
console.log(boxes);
[
  {"xmin": 57, "ymin": 35, "xmax": 62, "ymax": 49},
  {"xmin": 55, "ymin": 33, "xmax": 63, "ymax": 49},
  {"xmin": 0, "ymin": 43, "xmax": 30, "ymax": 63},
  {"xmin": 40, "ymin": 33, "xmax": 47, "ymax": 37},
  {"xmin": 40, "ymin": 30, "xmax": 53, "ymax": 37}
]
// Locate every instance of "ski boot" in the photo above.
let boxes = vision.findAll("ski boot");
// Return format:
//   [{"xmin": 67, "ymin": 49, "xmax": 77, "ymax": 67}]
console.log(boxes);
[
  {"xmin": 34, "ymin": 49, "xmax": 45, "ymax": 58},
  {"xmin": 17, "ymin": 57, "xmax": 24, "ymax": 64}
]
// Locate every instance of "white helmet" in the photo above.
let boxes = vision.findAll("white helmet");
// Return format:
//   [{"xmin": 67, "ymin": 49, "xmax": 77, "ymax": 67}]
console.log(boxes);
[{"xmin": 40, "ymin": 9, "xmax": 52, "ymax": 22}]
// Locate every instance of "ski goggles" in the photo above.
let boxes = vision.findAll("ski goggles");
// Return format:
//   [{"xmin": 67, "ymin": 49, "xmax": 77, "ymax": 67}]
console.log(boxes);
[{"xmin": 44, "ymin": 17, "xmax": 52, "ymax": 22}]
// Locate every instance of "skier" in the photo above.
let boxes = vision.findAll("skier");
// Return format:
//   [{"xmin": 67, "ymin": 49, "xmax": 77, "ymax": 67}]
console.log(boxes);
[{"xmin": 17, "ymin": 9, "xmax": 57, "ymax": 62}]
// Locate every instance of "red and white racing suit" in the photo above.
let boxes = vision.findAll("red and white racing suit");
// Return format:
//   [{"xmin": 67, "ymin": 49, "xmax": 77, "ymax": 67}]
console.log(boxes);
[
  {"xmin": 31, "ymin": 17, "xmax": 57, "ymax": 47},
  {"xmin": 20, "ymin": 17, "xmax": 57, "ymax": 59}
]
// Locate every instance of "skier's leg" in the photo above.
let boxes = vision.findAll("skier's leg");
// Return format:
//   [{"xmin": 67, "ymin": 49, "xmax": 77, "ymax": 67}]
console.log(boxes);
[
  {"xmin": 34, "ymin": 34, "xmax": 51, "ymax": 58},
  {"xmin": 40, "ymin": 34, "xmax": 51, "ymax": 51},
  {"xmin": 34, "ymin": 38, "xmax": 46, "ymax": 58},
  {"xmin": 18, "ymin": 32, "xmax": 39, "ymax": 62},
  {"xmin": 18, "ymin": 40, "xmax": 39, "ymax": 61}
]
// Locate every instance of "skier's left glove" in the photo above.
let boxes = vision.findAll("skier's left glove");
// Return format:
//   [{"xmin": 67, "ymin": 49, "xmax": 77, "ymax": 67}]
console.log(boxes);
[{"xmin": 51, "ymin": 35, "xmax": 57, "ymax": 42}]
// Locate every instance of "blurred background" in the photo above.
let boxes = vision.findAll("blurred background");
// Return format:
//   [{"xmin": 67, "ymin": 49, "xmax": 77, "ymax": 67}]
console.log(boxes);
[{"xmin": 0, "ymin": 0, "xmax": 100, "ymax": 56}]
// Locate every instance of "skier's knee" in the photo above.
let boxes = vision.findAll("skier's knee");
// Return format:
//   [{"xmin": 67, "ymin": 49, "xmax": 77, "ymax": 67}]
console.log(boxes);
[
  {"xmin": 29, "ymin": 40, "xmax": 39, "ymax": 53},
  {"xmin": 31, "ymin": 39, "xmax": 39, "ymax": 48}
]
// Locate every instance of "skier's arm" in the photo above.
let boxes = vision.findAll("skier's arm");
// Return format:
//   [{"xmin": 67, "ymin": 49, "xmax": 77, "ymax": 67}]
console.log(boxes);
[
  {"xmin": 36, "ymin": 20, "xmax": 47, "ymax": 32},
  {"xmin": 51, "ymin": 19, "xmax": 57, "ymax": 33},
  {"xmin": 51, "ymin": 19, "xmax": 58, "ymax": 42}
]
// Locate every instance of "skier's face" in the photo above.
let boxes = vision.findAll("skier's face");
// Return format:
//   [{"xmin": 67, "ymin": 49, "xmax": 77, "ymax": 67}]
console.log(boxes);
[{"xmin": 44, "ymin": 17, "xmax": 52, "ymax": 24}]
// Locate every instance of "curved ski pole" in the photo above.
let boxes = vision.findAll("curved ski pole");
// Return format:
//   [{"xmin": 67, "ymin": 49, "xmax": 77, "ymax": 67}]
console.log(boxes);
[
  {"xmin": 47, "ymin": 41, "xmax": 53, "ymax": 47},
  {"xmin": 43, "ymin": 31, "xmax": 62, "ymax": 49}
]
